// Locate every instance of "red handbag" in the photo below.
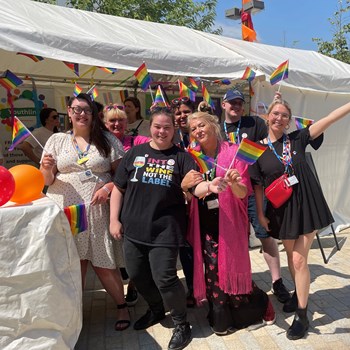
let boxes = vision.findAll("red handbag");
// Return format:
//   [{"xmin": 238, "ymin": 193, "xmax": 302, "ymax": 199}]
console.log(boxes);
[{"xmin": 265, "ymin": 174, "xmax": 293, "ymax": 208}]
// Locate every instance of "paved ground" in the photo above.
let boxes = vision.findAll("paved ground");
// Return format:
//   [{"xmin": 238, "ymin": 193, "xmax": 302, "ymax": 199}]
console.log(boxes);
[{"xmin": 75, "ymin": 229, "xmax": 350, "ymax": 350}]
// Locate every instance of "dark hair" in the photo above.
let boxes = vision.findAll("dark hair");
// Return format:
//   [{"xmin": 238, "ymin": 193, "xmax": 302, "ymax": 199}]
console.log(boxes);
[
  {"xmin": 94, "ymin": 101, "xmax": 104, "ymax": 113},
  {"xmin": 124, "ymin": 96, "xmax": 142, "ymax": 120},
  {"xmin": 68, "ymin": 93, "xmax": 111, "ymax": 158},
  {"xmin": 149, "ymin": 107, "xmax": 175, "ymax": 126},
  {"xmin": 40, "ymin": 108, "xmax": 57, "ymax": 126},
  {"xmin": 173, "ymin": 99, "xmax": 195, "ymax": 113}
]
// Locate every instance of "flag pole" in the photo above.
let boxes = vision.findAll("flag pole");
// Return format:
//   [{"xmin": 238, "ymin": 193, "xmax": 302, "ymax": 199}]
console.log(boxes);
[
  {"xmin": 158, "ymin": 85, "xmax": 167, "ymax": 105},
  {"xmin": 149, "ymin": 85, "xmax": 154, "ymax": 103}
]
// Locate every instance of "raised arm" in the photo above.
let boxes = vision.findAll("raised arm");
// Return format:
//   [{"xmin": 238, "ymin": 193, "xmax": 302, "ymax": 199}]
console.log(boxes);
[{"xmin": 309, "ymin": 102, "xmax": 350, "ymax": 140}]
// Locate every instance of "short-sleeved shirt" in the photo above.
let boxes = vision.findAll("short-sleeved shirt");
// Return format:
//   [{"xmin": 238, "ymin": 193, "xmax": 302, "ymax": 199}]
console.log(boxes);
[{"xmin": 114, "ymin": 142, "xmax": 195, "ymax": 247}]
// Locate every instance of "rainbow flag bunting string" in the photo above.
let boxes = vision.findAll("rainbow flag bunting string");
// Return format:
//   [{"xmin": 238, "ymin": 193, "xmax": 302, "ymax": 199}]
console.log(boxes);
[
  {"xmin": 270, "ymin": 60, "xmax": 289, "ymax": 85},
  {"xmin": 293, "ymin": 116, "xmax": 314, "ymax": 130},
  {"xmin": 134, "ymin": 63, "xmax": 152, "ymax": 91},
  {"xmin": 213, "ymin": 79, "xmax": 231, "ymax": 85},
  {"xmin": 63, "ymin": 61, "xmax": 80, "ymax": 77},
  {"xmin": 201, "ymin": 83, "xmax": 215, "ymax": 110},
  {"xmin": 235, "ymin": 138, "xmax": 267, "ymax": 165},
  {"xmin": 241, "ymin": 67, "xmax": 256, "ymax": 82},
  {"xmin": 187, "ymin": 148, "xmax": 215, "ymax": 173},
  {"xmin": 0, "ymin": 70, "xmax": 23, "ymax": 90},
  {"xmin": 178, "ymin": 80, "xmax": 196, "ymax": 102},
  {"xmin": 64, "ymin": 203, "xmax": 88, "ymax": 235},
  {"xmin": 16, "ymin": 52, "xmax": 44, "ymax": 62},
  {"xmin": 8, "ymin": 117, "xmax": 32, "ymax": 151},
  {"xmin": 73, "ymin": 83, "xmax": 83, "ymax": 97},
  {"xmin": 98, "ymin": 67, "xmax": 117, "ymax": 74}
]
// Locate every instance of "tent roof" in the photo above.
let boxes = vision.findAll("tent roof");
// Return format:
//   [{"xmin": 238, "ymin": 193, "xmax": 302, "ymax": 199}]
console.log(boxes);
[{"xmin": 1, "ymin": 0, "xmax": 350, "ymax": 93}]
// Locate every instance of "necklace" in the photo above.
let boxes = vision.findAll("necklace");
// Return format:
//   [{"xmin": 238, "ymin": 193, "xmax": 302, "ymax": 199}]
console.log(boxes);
[
  {"xmin": 224, "ymin": 119, "xmax": 241, "ymax": 144},
  {"xmin": 71, "ymin": 131, "xmax": 91, "ymax": 165}
]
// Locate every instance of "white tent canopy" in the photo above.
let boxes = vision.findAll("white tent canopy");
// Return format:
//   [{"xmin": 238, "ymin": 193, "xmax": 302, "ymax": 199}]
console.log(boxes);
[{"xmin": 1, "ymin": 0, "xmax": 350, "ymax": 228}]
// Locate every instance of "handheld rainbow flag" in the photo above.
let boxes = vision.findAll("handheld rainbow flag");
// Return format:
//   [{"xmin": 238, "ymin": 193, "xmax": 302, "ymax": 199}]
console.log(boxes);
[
  {"xmin": 235, "ymin": 138, "xmax": 267, "ymax": 165},
  {"xmin": 16, "ymin": 52, "xmax": 44, "ymax": 62},
  {"xmin": 73, "ymin": 83, "xmax": 83, "ymax": 97},
  {"xmin": 0, "ymin": 70, "xmax": 23, "ymax": 90},
  {"xmin": 63, "ymin": 61, "xmax": 79, "ymax": 77},
  {"xmin": 227, "ymin": 132, "xmax": 237, "ymax": 144},
  {"xmin": 241, "ymin": 67, "xmax": 256, "ymax": 82},
  {"xmin": 187, "ymin": 148, "xmax": 215, "ymax": 173},
  {"xmin": 270, "ymin": 60, "xmax": 289, "ymax": 85},
  {"xmin": 188, "ymin": 77, "xmax": 199, "ymax": 92},
  {"xmin": 178, "ymin": 80, "xmax": 196, "ymax": 102},
  {"xmin": 293, "ymin": 116, "xmax": 314, "ymax": 130},
  {"xmin": 98, "ymin": 67, "xmax": 117, "ymax": 74},
  {"xmin": 201, "ymin": 83, "xmax": 215, "ymax": 110},
  {"xmin": 154, "ymin": 85, "xmax": 167, "ymax": 107},
  {"xmin": 8, "ymin": 117, "xmax": 32, "ymax": 151},
  {"xmin": 64, "ymin": 203, "xmax": 88, "ymax": 235},
  {"xmin": 134, "ymin": 63, "xmax": 152, "ymax": 91}
]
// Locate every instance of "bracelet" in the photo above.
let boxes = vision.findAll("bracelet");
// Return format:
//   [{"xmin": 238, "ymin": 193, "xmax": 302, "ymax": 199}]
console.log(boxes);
[{"xmin": 102, "ymin": 186, "xmax": 111, "ymax": 195}]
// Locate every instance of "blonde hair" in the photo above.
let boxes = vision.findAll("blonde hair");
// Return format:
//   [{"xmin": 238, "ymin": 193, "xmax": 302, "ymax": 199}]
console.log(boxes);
[
  {"xmin": 267, "ymin": 98, "xmax": 292, "ymax": 119},
  {"xmin": 188, "ymin": 111, "xmax": 223, "ymax": 142},
  {"xmin": 103, "ymin": 104, "xmax": 127, "ymax": 123}
]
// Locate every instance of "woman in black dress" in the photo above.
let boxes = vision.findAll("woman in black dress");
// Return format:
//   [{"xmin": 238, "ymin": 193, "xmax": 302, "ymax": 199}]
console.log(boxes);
[{"xmin": 250, "ymin": 98, "xmax": 350, "ymax": 340}]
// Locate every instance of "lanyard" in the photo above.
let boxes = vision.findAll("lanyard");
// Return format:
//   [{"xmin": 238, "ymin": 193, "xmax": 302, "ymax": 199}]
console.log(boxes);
[
  {"xmin": 224, "ymin": 120, "xmax": 241, "ymax": 144},
  {"xmin": 267, "ymin": 134, "xmax": 293, "ymax": 174},
  {"xmin": 71, "ymin": 131, "xmax": 91, "ymax": 159}
]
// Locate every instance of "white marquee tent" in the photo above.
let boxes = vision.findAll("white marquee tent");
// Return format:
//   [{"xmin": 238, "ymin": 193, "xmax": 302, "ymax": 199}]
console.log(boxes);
[{"xmin": 1, "ymin": 0, "xmax": 350, "ymax": 227}]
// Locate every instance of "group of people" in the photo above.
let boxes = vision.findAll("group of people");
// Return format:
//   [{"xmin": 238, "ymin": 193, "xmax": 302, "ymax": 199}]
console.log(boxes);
[{"xmin": 37, "ymin": 89, "xmax": 350, "ymax": 350}]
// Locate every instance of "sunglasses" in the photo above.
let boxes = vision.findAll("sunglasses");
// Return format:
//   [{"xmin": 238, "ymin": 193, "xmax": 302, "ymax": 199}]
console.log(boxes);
[
  {"xmin": 171, "ymin": 97, "xmax": 190, "ymax": 107},
  {"xmin": 104, "ymin": 104, "xmax": 125, "ymax": 111}
]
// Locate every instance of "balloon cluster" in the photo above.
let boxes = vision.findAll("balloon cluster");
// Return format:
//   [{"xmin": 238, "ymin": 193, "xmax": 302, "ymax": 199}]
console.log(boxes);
[{"xmin": 0, "ymin": 165, "xmax": 45, "ymax": 206}]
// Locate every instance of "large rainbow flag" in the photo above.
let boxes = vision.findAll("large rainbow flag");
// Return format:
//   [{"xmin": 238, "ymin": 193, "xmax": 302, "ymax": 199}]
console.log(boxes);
[
  {"xmin": 294, "ymin": 116, "xmax": 314, "ymax": 130},
  {"xmin": 201, "ymin": 83, "xmax": 215, "ymax": 109},
  {"xmin": 134, "ymin": 63, "xmax": 152, "ymax": 91},
  {"xmin": 270, "ymin": 60, "xmax": 289, "ymax": 85},
  {"xmin": 8, "ymin": 117, "xmax": 31, "ymax": 151},
  {"xmin": 187, "ymin": 148, "xmax": 215, "ymax": 173},
  {"xmin": 235, "ymin": 138, "xmax": 267, "ymax": 165},
  {"xmin": 241, "ymin": 67, "xmax": 256, "ymax": 82},
  {"xmin": 0, "ymin": 70, "xmax": 23, "ymax": 90},
  {"xmin": 178, "ymin": 80, "xmax": 196, "ymax": 102},
  {"xmin": 64, "ymin": 203, "xmax": 88, "ymax": 235}
]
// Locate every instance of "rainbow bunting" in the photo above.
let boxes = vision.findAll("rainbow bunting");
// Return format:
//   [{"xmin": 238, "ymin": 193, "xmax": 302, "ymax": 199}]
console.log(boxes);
[
  {"xmin": 227, "ymin": 132, "xmax": 237, "ymax": 144},
  {"xmin": 154, "ymin": 85, "xmax": 167, "ymax": 107},
  {"xmin": 235, "ymin": 138, "xmax": 267, "ymax": 165},
  {"xmin": 0, "ymin": 70, "xmax": 23, "ymax": 90},
  {"xmin": 73, "ymin": 83, "xmax": 83, "ymax": 97},
  {"xmin": 63, "ymin": 61, "xmax": 79, "ymax": 77},
  {"xmin": 8, "ymin": 117, "xmax": 31, "ymax": 151},
  {"xmin": 188, "ymin": 78, "xmax": 199, "ymax": 92},
  {"xmin": 178, "ymin": 80, "xmax": 196, "ymax": 102},
  {"xmin": 16, "ymin": 52, "xmax": 44, "ymax": 62},
  {"xmin": 98, "ymin": 67, "xmax": 117, "ymax": 74},
  {"xmin": 241, "ymin": 67, "xmax": 256, "ymax": 82},
  {"xmin": 64, "ymin": 203, "xmax": 88, "ymax": 235},
  {"xmin": 119, "ymin": 89, "xmax": 128, "ymax": 103},
  {"xmin": 187, "ymin": 148, "xmax": 215, "ymax": 173},
  {"xmin": 201, "ymin": 83, "xmax": 215, "ymax": 110},
  {"xmin": 134, "ymin": 63, "xmax": 152, "ymax": 91},
  {"xmin": 213, "ymin": 79, "xmax": 231, "ymax": 85},
  {"xmin": 270, "ymin": 60, "xmax": 289, "ymax": 85},
  {"xmin": 293, "ymin": 116, "xmax": 314, "ymax": 130}
]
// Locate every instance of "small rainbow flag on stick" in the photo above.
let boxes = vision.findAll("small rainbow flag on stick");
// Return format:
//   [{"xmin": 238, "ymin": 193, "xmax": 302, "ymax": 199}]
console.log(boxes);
[
  {"xmin": 178, "ymin": 80, "xmax": 196, "ymax": 102},
  {"xmin": 64, "ymin": 203, "xmax": 88, "ymax": 235},
  {"xmin": 134, "ymin": 63, "xmax": 152, "ymax": 91},
  {"xmin": 201, "ymin": 83, "xmax": 215, "ymax": 110},
  {"xmin": 73, "ymin": 83, "xmax": 83, "ymax": 97},
  {"xmin": 187, "ymin": 148, "xmax": 215, "ymax": 173},
  {"xmin": 0, "ymin": 70, "xmax": 23, "ymax": 90},
  {"xmin": 293, "ymin": 116, "xmax": 314, "ymax": 130},
  {"xmin": 235, "ymin": 138, "xmax": 267, "ymax": 165},
  {"xmin": 188, "ymin": 77, "xmax": 199, "ymax": 92},
  {"xmin": 241, "ymin": 67, "xmax": 256, "ymax": 82},
  {"xmin": 8, "ymin": 117, "xmax": 32, "ymax": 151},
  {"xmin": 154, "ymin": 85, "xmax": 167, "ymax": 107},
  {"xmin": 63, "ymin": 61, "xmax": 80, "ymax": 77},
  {"xmin": 270, "ymin": 60, "xmax": 289, "ymax": 86},
  {"xmin": 16, "ymin": 52, "xmax": 44, "ymax": 62}
]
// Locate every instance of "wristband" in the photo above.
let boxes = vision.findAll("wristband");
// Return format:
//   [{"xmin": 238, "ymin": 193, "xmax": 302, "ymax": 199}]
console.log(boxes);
[{"xmin": 102, "ymin": 186, "xmax": 111, "ymax": 195}]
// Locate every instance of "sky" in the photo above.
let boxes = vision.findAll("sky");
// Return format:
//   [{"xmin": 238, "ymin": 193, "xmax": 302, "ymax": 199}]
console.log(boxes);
[{"xmin": 215, "ymin": 0, "xmax": 339, "ymax": 51}]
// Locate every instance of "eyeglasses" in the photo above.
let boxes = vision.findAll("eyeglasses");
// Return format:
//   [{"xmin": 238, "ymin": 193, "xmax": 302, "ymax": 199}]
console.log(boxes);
[
  {"xmin": 271, "ymin": 111, "xmax": 290, "ymax": 119},
  {"xmin": 171, "ymin": 97, "xmax": 190, "ymax": 107},
  {"xmin": 70, "ymin": 106, "xmax": 93, "ymax": 115},
  {"xmin": 104, "ymin": 104, "xmax": 125, "ymax": 112}
]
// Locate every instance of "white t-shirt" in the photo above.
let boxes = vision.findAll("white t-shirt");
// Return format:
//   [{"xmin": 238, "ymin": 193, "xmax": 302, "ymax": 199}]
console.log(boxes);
[{"xmin": 23, "ymin": 127, "xmax": 53, "ymax": 158}]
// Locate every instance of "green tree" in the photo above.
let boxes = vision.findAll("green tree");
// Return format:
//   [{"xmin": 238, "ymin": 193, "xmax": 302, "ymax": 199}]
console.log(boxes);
[
  {"xmin": 312, "ymin": 0, "xmax": 350, "ymax": 64},
  {"xmin": 33, "ymin": 0, "xmax": 222, "ymax": 35}
]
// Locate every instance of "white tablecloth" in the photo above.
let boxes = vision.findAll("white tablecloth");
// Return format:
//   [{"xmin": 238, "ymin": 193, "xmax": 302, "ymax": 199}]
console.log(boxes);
[{"xmin": 0, "ymin": 197, "xmax": 82, "ymax": 350}]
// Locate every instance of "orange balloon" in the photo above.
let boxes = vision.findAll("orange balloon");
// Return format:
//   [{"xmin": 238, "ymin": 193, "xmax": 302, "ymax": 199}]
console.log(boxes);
[{"xmin": 9, "ymin": 165, "xmax": 45, "ymax": 204}]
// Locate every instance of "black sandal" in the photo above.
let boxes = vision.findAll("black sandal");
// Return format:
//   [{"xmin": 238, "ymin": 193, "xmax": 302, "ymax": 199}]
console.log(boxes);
[{"xmin": 115, "ymin": 303, "xmax": 130, "ymax": 331}]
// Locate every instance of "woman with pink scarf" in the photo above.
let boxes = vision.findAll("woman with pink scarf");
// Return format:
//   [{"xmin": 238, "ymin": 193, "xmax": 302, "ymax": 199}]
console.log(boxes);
[{"xmin": 181, "ymin": 112, "xmax": 275, "ymax": 335}]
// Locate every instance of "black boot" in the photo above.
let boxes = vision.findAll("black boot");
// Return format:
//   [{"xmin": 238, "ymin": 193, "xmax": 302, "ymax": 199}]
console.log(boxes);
[
  {"xmin": 283, "ymin": 290, "xmax": 298, "ymax": 313},
  {"xmin": 287, "ymin": 307, "xmax": 309, "ymax": 340}
]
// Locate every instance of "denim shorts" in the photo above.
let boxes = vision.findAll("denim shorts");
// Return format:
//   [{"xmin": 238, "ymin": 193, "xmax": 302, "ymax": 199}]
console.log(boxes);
[{"xmin": 248, "ymin": 194, "xmax": 269, "ymax": 239}]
